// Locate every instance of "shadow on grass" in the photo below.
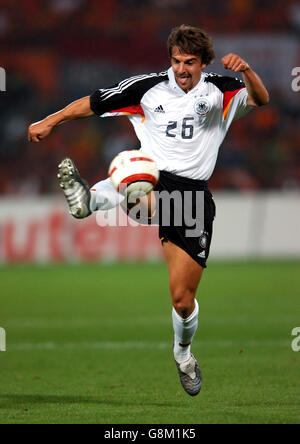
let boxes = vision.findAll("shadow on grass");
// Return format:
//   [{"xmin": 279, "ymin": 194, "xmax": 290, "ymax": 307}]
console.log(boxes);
[{"xmin": 0, "ymin": 394, "xmax": 175, "ymax": 409}]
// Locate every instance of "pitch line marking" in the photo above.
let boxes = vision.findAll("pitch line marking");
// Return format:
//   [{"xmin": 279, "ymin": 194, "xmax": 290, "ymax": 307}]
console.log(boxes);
[{"xmin": 7, "ymin": 340, "xmax": 290, "ymax": 351}]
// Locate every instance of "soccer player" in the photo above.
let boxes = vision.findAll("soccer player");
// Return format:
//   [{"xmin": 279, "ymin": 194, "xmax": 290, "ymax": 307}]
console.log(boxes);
[{"xmin": 28, "ymin": 25, "xmax": 269, "ymax": 396}]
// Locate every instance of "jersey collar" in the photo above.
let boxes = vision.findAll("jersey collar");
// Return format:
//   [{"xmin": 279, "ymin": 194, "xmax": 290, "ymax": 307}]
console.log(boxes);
[{"xmin": 168, "ymin": 67, "xmax": 206, "ymax": 95}]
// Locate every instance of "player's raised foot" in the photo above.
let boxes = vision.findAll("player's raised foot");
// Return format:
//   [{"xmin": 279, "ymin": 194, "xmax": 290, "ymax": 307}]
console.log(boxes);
[
  {"xmin": 175, "ymin": 353, "xmax": 202, "ymax": 396},
  {"xmin": 57, "ymin": 158, "xmax": 91, "ymax": 219}
]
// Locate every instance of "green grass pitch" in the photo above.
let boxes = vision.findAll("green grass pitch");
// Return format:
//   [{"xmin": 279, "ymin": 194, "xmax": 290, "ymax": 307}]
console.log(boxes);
[{"xmin": 0, "ymin": 261, "xmax": 299, "ymax": 424}]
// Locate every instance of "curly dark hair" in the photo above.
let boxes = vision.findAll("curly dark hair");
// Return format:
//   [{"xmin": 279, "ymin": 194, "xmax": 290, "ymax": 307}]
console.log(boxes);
[{"xmin": 167, "ymin": 25, "xmax": 215, "ymax": 66}]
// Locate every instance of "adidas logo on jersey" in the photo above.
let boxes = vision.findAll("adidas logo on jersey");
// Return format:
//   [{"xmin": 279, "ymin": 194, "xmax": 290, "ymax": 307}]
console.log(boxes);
[{"xmin": 154, "ymin": 105, "xmax": 165, "ymax": 113}]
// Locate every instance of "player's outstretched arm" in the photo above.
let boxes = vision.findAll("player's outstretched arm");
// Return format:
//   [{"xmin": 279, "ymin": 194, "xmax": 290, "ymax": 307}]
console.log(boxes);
[
  {"xmin": 222, "ymin": 53, "xmax": 269, "ymax": 107},
  {"xmin": 28, "ymin": 96, "xmax": 94, "ymax": 143}
]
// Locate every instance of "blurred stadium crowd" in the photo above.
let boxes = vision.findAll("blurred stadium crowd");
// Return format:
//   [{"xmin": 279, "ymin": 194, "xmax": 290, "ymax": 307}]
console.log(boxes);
[{"xmin": 0, "ymin": 0, "xmax": 299, "ymax": 194}]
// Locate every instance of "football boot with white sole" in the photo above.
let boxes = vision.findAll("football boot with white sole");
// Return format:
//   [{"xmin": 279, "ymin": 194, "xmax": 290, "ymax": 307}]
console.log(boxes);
[
  {"xmin": 175, "ymin": 353, "xmax": 202, "ymax": 396},
  {"xmin": 57, "ymin": 158, "xmax": 91, "ymax": 219}
]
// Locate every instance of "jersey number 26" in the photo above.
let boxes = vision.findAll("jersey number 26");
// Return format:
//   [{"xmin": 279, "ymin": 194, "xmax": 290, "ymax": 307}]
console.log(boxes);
[{"xmin": 166, "ymin": 117, "xmax": 194, "ymax": 140}]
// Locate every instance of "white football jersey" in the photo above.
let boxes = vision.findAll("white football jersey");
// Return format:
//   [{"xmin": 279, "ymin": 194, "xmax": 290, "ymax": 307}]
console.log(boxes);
[{"xmin": 90, "ymin": 67, "xmax": 253, "ymax": 181}]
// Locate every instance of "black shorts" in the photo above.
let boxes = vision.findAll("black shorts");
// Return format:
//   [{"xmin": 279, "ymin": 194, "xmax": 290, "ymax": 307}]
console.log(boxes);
[
  {"xmin": 154, "ymin": 171, "xmax": 216, "ymax": 268},
  {"xmin": 124, "ymin": 170, "xmax": 216, "ymax": 268}
]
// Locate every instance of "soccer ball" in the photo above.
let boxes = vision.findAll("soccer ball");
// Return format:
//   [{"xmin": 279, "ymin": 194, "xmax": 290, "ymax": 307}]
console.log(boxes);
[{"xmin": 108, "ymin": 150, "xmax": 159, "ymax": 199}]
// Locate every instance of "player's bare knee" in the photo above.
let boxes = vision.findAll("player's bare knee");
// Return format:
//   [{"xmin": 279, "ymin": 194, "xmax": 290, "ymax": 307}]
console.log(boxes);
[{"xmin": 172, "ymin": 288, "xmax": 196, "ymax": 318}]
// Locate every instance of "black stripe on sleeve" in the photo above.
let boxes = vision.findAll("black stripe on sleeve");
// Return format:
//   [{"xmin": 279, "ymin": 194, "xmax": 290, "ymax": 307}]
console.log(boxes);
[
  {"xmin": 205, "ymin": 73, "xmax": 245, "ymax": 92},
  {"xmin": 90, "ymin": 72, "xmax": 168, "ymax": 116}
]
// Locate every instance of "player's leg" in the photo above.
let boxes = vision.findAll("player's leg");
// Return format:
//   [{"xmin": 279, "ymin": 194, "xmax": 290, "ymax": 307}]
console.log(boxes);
[
  {"xmin": 163, "ymin": 239, "xmax": 203, "ymax": 351},
  {"xmin": 58, "ymin": 158, "xmax": 92, "ymax": 218},
  {"xmin": 163, "ymin": 240, "xmax": 203, "ymax": 396},
  {"xmin": 57, "ymin": 158, "xmax": 125, "ymax": 218},
  {"xmin": 58, "ymin": 153, "xmax": 159, "ymax": 219},
  {"xmin": 90, "ymin": 178, "xmax": 125, "ymax": 211}
]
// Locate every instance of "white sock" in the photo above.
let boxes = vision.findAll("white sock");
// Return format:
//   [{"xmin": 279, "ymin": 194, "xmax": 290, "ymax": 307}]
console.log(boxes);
[
  {"xmin": 89, "ymin": 178, "xmax": 125, "ymax": 211},
  {"xmin": 172, "ymin": 299, "xmax": 199, "ymax": 364}
]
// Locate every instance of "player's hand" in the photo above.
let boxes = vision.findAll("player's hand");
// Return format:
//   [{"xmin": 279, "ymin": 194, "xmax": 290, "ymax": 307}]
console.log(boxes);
[
  {"xmin": 28, "ymin": 120, "xmax": 53, "ymax": 143},
  {"xmin": 222, "ymin": 53, "xmax": 250, "ymax": 73}
]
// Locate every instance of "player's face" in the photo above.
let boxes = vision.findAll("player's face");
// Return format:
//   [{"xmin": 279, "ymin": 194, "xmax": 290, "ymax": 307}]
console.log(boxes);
[{"xmin": 171, "ymin": 46, "xmax": 206, "ymax": 93}]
